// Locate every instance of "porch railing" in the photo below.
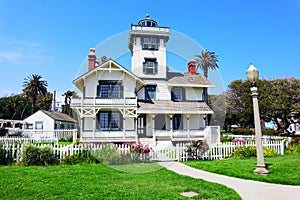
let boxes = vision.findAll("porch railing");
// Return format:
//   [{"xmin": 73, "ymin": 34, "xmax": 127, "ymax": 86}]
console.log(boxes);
[
  {"xmin": 71, "ymin": 97, "xmax": 137, "ymax": 107},
  {"xmin": 155, "ymin": 129, "xmax": 205, "ymax": 139},
  {"xmin": 23, "ymin": 129, "xmax": 77, "ymax": 140}
]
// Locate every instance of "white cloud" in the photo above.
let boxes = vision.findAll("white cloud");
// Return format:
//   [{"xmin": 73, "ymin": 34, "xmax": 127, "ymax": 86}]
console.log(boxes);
[{"xmin": 0, "ymin": 37, "xmax": 51, "ymax": 64}]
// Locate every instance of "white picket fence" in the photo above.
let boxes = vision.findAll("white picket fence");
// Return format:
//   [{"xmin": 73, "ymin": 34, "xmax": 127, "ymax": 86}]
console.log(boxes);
[
  {"xmin": 0, "ymin": 140, "xmax": 285, "ymax": 163},
  {"xmin": 0, "ymin": 136, "xmax": 58, "ymax": 144},
  {"xmin": 0, "ymin": 143, "xmax": 131, "ymax": 163},
  {"xmin": 23, "ymin": 129, "xmax": 77, "ymax": 140},
  {"xmin": 150, "ymin": 140, "xmax": 285, "ymax": 161},
  {"xmin": 222, "ymin": 134, "xmax": 286, "ymax": 142}
]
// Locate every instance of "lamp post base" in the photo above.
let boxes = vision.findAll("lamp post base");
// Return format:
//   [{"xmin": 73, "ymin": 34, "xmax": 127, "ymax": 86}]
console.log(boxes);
[{"xmin": 254, "ymin": 165, "xmax": 269, "ymax": 175}]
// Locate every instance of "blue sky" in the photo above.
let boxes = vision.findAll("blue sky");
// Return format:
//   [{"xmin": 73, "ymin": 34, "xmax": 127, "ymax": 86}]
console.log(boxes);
[{"xmin": 0, "ymin": 0, "xmax": 299, "ymax": 99}]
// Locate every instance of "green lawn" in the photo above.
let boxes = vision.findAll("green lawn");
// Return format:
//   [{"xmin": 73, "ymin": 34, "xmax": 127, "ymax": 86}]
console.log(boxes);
[
  {"xmin": 184, "ymin": 155, "xmax": 300, "ymax": 185},
  {"xmin": 0, "ymin": 163, "xmax": 241, "ymax": 200}
]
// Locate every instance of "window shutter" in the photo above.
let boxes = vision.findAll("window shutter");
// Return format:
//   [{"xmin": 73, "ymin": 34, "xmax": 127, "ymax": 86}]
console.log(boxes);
[
  {"xmin": 96, "ymin": 85, "xmax": 100, "ymax": 98},
  {"xmin": 171, "ymin": 89, "xmax": 175, "ymax": 101},
  {"xmin": 120, "ymin": 85, "xmax": 124, "ymax": 98}
]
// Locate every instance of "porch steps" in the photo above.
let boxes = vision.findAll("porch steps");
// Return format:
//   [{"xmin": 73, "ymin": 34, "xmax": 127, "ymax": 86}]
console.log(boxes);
[{"xmin": 138, "ymin": 138, "xmax": 155, "ymax": 145}]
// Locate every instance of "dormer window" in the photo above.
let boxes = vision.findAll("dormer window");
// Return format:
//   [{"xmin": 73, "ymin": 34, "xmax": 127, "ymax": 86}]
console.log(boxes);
[
  {"xmin": 171, "ymin": 87, "xmax": 185, "ymax": 101},
  {"xmin": 145, "ymin": 85, "xmax": 156, "ymax": 100},
  {"xmin": 143, "ymin": 58, "xmax": 157, "ymax": 75}
]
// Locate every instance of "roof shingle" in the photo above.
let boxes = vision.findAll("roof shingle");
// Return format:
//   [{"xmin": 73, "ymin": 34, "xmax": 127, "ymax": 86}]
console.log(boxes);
[
  {"xmin": 42, "ymin": 110, "xmax": 77, "ymax": 123},
  {"xmin": 137, "ymin": 100, "xmax": 213, "ymax": 114},
  {"xmin": 168, "ymin": 73, "xmax": 214, "ymax": 87}
]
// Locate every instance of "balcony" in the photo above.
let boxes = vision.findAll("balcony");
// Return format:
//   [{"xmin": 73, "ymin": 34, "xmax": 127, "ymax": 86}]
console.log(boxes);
[
  {"xmin": 71, "ymin": 97, "xmax": 137, "ymax": 108},
  {"xmin": 130, "ymin": 25, "xmax": 170, "ymax": 35}
]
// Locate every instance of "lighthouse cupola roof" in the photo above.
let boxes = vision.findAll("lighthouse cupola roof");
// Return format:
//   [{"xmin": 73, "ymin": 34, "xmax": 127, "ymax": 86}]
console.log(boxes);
[{"xmin": 138, "ymin": 14, "xmax": 158, "ymax": 27}]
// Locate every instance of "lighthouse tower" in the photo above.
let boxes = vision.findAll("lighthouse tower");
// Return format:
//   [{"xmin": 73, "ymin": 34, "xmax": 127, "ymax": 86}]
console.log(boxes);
[{"xmin": 128, "ymin": 15, "xmax": 170, "ymax": 79}]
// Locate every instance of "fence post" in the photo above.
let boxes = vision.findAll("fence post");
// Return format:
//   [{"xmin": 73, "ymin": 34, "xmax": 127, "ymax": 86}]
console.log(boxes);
[
  {"xmin": 280, "ymin": 140, "xmax": 285, "ymax": 155},
  {"xmin": 72, "ymin": 130, "xmax": 77, "ymax": 143}
]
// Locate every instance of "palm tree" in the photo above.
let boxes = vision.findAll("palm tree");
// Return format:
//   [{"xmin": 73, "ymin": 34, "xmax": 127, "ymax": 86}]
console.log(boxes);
[
  {"xmin": 195, "ymin": 50, "xmax": 219, "ymax": 78},
  {"xmin": 62, "ymin": 90, "xmax": 75, "ymax": 105},
  {"xmin": 22, "ymin": 74, "xmax": 48, "ymax": 113},
  {"xmin": 195, "ymin": 50, "xmax": 219, "ymax": 126}
]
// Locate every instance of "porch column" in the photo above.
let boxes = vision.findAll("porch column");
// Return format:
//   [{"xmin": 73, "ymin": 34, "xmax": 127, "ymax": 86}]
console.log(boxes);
[
  {"xmin": 80, "ymin": 118, "xmax": 84, "ymax": 140},
  {"xmin": 123, "ymin": 116, "xmax": 126, "ymax": 139},
  {"xmin": 93, "ymin": 117, "xmax": 96, "ymax": 139},
  {"xmin": 168, "ymin": 114, "xmax": 173, "ymax": 139},
  {"xmin": 135, "ymin": 116, "xmax": 138, "ymax": 143},
  {"xmin": 151, "ymin": 113, "xmax": 157, "ymax": 145},
  {"xmin": 186, "ymin": 114, "xmax": 190, "ymax": 139}
]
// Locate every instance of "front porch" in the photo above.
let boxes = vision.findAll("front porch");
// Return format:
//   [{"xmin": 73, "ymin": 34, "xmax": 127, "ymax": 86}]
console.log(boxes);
[{"xmin": 79, "ymin": 126, "xmax": 220, "ymax": 146}]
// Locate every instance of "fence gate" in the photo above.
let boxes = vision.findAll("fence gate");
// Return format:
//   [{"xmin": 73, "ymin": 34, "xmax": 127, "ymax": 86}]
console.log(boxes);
[{"xmin": 150, "ymin": 143, "xmax": 186, "ymax": 161}]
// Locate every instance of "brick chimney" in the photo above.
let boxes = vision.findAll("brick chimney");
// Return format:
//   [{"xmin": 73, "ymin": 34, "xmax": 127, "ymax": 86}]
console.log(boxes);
[
  {"xmin": 88, "ymin": 48, "xmax": 96, "ymax": 71},
  {"xmin": 188, "ymin": 60, "xmax": 197, "ymax": 75}
]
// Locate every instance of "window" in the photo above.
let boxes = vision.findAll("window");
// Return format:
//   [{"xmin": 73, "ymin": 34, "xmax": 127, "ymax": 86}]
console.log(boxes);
[
  {"xmin": 143, "ymin": 58, "xmax": 157, "ymax": 75},
  {"xmin": 100, "ymin": 85, "xmax": 109, "ymax": 98},
  {"xmin": 173, "ymin": 114, "xmax": 182, "ymax": 130},
  {"xmin": 171, "ymin": 87, "xmax": 184, "ymax": 101},
  {"xmin": 111, "ymin": 85, "xmax": 120, "ymax": 98},
  {"xmin": 98, "ymin": 111, "xmax": 122, "ymax": 131},
  {"xmin": 100, "ymin": 113, "xmax": 109, "ymax": 130},
  {"xmin": 97, "ymin": 81, "xmax": 123, "ymax": 98},
  {"xmin": 142, "ymin": 37, "xmax": 158, "ymax": 50},
  {"xmin": 35, "ymin": 121, "xmax": 43, "ymax": 130},
  {"xmin": 145, "ymin": 86, "xmax": 156, "ymax": 100},
  {"xmin": 139, "ymin": 20, "xmax": 157, "ymax": 27},
  {"xmin": 26, "ymin": 123, "xmax": 33, "ymax": 129}
]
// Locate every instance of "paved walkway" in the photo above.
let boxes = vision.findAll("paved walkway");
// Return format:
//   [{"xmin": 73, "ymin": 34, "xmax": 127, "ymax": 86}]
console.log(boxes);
[{"xmin": 159, "ymin": 162, "xmax": 300, "ymax": 200}]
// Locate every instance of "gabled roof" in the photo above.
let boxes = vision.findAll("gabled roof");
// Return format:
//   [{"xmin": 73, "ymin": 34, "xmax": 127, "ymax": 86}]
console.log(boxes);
[
  {"xmin": 73, "ymin": 59, "xmax": 144, "ymax": 92},
  {"xmin": 167, "ymin": 73, "xmax": 215, "ymax": 88},
  {"xmin": 41, "ymin": 110, "xmax": 77, "ymax": 123}
]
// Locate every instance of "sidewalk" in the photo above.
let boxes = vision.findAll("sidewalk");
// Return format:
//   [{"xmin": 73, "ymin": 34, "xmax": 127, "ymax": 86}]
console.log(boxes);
[{"xmin": 159, "ymin": 162, "xmax": 300, "ymax": 200}]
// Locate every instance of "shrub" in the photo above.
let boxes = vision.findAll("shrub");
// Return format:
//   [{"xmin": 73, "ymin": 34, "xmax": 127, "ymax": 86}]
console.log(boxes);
[
  {"xmin": 220, "ymin": 136, "xmax": 234, "ymax": 143},
  {"xmin": 91, "ymin": 145, "xmax": 132, "ymax": 165},
  {"xmin": 0, "ymin": 128, "xmax": 7, "ymax": 136},
  {"xmin": 232, "ymin": 146, "xmax": 278, "ymax": 158},
  {"xmin": 58, "ymin": 137, "xmax": 68, "ymax": 142},
  {"xmin": 62, "ymin": 150, "xmax": 99, "ymax": 165},
  {"xmin": 263, "ymin": 147, "xmax": 277, "ymax": 157},
  {"xmin": 74, "ymin": 138, "xmax": 80, "ymax": 145},
  {"xmin": 185, "ymin": 139, "xmax": 209, "ymax": 160},
  {"xmin": 19, "ymin": 144, "xmax": 58, "ymax": 166},
  {"xmin": 39, "ymin": 146, "xmax": 59, "ymax": 166},
  {"xmin": 262, "ymin": 128, "xmax": 278, "ymax": 136},
  {"xmin": 285, "ymin": 142, "xmax": 300, "ymax": 154},
  {"xmin": 232, "ymin": 146, "xmax": 256, "ymax": 158},
  {"xmin": 0, "ymin": 143, "xmax": 14, "ymax": 165},
  {"xmin": 232, "ymin": 128, "xmax": 253, "ymax": 135}
]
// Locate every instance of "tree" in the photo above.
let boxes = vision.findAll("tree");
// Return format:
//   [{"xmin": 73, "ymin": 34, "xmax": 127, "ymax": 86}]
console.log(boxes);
[
  {"xmin": 209, "ymin": 93, "xmax": 226, "ymax": 127},
  {"xmin": 62, "ymin": 90, "xmax": 75, "ymax": 105},
  {"xmin": 0, "ymin": 95, "xmax": 31, "ymax": 120},
  {"xmin": 36, "ymin": 92, "xmax": 53, "ymax": 111},
  {"xmin": 195, "ymin": 50, "xmax": 219, "ymax": 125},
  {"xmin": 22, "ymin": 74, "xmax": 48, "ymax": 113},
  {"xmin": 226, "ymin": 77, "xmax": 300, "ymax": 134},
  {"xmin": 195, "ymin": 50, "xmax": 219, "ymax": 78},
  {"xmin": 62, "ymin": 90, "xmax": 77, "ymax": 117}
]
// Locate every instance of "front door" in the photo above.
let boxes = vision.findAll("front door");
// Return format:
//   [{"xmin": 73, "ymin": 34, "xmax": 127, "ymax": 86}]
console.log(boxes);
[{"xmin": 137, "ymin": 114, "xmax": 146, "ymax": 137}]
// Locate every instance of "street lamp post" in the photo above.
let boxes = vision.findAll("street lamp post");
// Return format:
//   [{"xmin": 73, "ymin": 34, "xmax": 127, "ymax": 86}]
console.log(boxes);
[{"xmin": 246, "ymin": 64, "xmax": 269, "ymax": 174}]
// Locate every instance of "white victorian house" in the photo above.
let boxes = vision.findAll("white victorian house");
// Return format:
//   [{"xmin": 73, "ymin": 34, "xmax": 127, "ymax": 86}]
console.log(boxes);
[{"xmin": 71, "ymin": 15, "xmax": 219, "ymax": 144}]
